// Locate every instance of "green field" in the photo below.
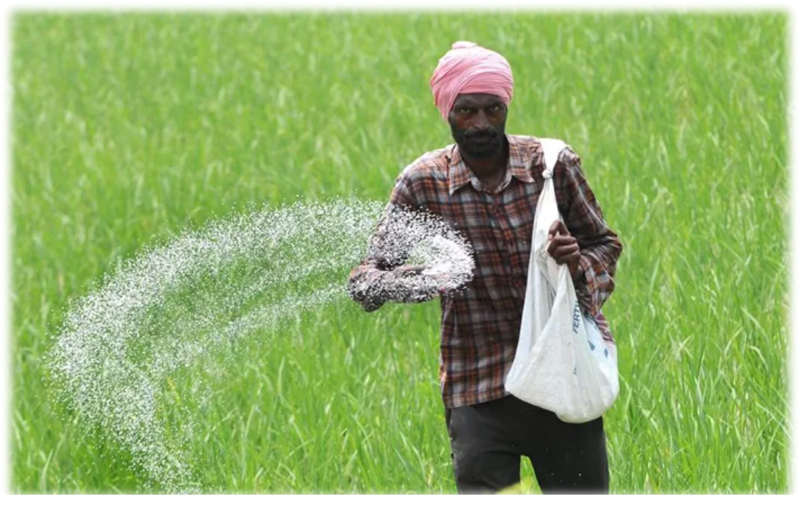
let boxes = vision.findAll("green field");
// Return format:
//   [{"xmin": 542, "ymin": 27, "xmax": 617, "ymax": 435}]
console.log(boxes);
[{"xmin": 11, "ymin": 12, "xmax": 789, "ymax": 493}]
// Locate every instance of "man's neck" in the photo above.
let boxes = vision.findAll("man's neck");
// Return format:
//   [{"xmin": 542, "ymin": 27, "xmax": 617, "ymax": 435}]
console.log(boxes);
[{"xmin": 459, "ymin": 137, "xmax": 509, "ymax": 180}]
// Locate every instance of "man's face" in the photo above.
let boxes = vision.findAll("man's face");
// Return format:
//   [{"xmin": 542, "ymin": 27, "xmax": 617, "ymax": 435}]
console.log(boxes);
[{"xmin": 448, "ymin": 93, "xmax": 508, "ymax": 159}]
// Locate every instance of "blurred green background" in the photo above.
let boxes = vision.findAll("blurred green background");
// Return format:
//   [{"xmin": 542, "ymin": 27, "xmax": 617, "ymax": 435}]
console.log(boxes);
[{"xmin": 11, "ymin": 12, "xmax": 788, "ymax": 492}]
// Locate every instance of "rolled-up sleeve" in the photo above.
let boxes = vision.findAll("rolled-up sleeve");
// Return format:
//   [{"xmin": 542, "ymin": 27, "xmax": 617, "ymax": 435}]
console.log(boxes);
[{"xmin": 554, "ymin": 149, "xmax": 623, "ymax": 315}]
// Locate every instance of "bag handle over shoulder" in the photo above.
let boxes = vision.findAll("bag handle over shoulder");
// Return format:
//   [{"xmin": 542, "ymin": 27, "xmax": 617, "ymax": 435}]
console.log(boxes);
[{"xmin": 537, "ymin": 138, "xmax": 568, "ymax": 180}]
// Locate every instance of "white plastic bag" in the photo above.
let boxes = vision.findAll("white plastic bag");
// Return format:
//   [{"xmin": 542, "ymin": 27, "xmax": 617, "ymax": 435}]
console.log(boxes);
[{"xmin": 505, "ymin": 138, "xmax": 619, "ymax": 423}]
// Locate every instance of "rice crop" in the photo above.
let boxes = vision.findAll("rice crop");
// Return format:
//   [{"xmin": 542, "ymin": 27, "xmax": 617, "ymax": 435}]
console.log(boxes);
[{"xmin": 11, "ymin": 11, "xmax": 788, "ymax": 493}]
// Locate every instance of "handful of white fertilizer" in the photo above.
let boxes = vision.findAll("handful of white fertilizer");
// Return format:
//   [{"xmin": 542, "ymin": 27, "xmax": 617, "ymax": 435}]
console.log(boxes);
[
  {"xmin": 348, "ymin": 205, "xmax": 476, "ymax": 306},
  {"xmin": 418, "ymin": 236, "xmax": 471, "ymax": 275},
  {"xmin": 421, "ymin": 262, "xmax": 453, "ymax": 276},
  {"xmin": 395, "ymin": 235, "xmax": 474, "ymax": 296}
]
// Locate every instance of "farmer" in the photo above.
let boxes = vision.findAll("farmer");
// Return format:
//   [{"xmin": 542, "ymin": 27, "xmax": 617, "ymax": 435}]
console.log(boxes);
[{"xmin": 348, "ymin": 41, "xmax": 623, "ymax": 494}]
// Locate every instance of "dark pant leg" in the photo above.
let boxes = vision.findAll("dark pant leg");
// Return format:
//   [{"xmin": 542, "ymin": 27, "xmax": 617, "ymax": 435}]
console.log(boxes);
[
  {"xmin": 508, "ymin": 397, "xmax": 609, "ymax": 494},
  {"xmin": 445, "ymin": 398, "xmax": 522, "ymax": 494}
]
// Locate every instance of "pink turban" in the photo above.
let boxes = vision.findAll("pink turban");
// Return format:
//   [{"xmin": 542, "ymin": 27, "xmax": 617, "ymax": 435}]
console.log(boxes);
[{"xmin": 429, "ymin": 41, "xmax": 514, "ymax": 122}]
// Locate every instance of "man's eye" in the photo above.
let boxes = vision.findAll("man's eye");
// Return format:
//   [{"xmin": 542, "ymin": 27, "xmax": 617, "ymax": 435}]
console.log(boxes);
[
  {"xmin": 489, "ymin": 105, "xmax": 502, "ymax": 112},
  {"xmin": 458, "ymin": 107, "xmax": 473, "ymax": 114}
]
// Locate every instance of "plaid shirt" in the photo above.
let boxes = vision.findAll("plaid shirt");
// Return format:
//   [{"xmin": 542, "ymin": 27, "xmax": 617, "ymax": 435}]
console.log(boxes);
[{"xmin": 349, "ymin": 134, "xmax": 623, "ymax": 408}]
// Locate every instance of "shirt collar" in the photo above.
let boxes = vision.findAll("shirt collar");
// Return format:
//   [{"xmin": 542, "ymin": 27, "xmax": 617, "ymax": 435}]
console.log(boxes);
[{"xmin": 446, "ymin": 135, "xmax": 539, "ymax": 196}]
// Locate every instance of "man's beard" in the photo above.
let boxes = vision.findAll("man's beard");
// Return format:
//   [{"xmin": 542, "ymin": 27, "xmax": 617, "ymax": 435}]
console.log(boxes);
[{"xmin": 451, "ymin": 123, "xmax": 506, "ymax": 159}]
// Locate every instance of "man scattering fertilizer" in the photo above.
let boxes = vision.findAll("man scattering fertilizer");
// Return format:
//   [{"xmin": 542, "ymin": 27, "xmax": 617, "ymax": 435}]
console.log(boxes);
[{"xmin": 348, "ymin": 41, "xmax": 623, "ymax": 494}]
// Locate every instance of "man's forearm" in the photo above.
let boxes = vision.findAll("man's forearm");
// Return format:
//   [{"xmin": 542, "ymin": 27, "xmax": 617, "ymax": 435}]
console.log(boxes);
[{"xmin": 348, "ymin": 262, "xmax": 444, "ymax": 311}]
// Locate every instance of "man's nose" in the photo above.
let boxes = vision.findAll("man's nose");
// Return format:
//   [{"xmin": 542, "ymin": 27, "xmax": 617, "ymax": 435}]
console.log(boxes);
[{"xmin": 472, "ymin": 109, "xmax": 491, "ymax": 129}]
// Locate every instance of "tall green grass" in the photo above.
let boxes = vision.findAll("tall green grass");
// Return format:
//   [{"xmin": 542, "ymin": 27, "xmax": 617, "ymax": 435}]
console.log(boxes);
[{"xmin": 12, "ymin": 12, "xmax": 788, "ymax": 493}]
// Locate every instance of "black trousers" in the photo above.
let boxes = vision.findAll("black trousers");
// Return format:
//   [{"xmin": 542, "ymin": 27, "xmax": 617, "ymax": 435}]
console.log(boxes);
[{"xmin": 445, "ymin": 395, "xmax": 609, "ymax": 494}]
